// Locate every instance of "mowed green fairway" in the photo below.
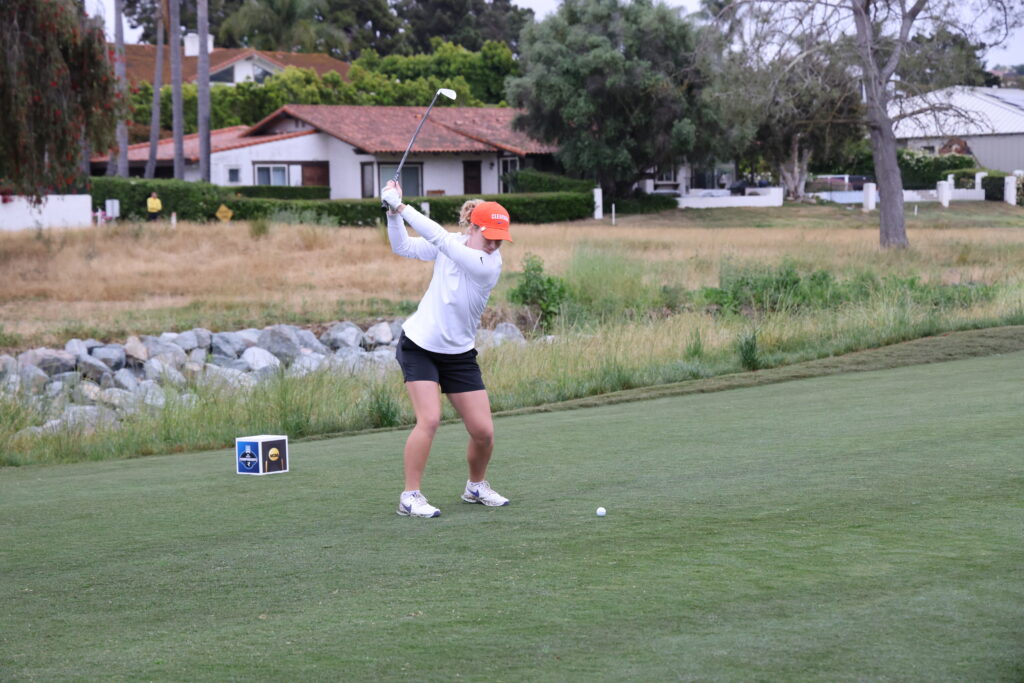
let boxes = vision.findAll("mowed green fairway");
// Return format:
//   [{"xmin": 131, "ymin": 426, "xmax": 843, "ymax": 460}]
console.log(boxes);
[{"xmin": 2, "ymin": 352, "xmax": 1023, "ymax": 681}]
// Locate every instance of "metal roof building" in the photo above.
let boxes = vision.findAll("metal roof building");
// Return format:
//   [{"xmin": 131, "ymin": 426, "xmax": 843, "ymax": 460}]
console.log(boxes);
[{"xmin": 892, "ymin": 86, "xmax": 1024, "ymax": 174}]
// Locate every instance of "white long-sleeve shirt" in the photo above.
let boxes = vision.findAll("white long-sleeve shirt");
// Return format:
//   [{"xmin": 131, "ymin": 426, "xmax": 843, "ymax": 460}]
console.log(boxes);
[{"xmin": 387, "ymin": 205, "xmax": 502, "ymax": 353}]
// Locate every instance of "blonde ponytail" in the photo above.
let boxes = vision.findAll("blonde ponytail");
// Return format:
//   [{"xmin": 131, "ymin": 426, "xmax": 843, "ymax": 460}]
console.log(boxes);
[{"xmin": 459, "ymin": 198, "xmax": 484, "ymax": 230}]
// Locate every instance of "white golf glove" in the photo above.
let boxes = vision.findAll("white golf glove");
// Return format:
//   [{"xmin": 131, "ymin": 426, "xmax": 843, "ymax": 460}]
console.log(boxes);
[{"xmin": 381, "ymin": 185, "xmax": 402, "ymax": 211}]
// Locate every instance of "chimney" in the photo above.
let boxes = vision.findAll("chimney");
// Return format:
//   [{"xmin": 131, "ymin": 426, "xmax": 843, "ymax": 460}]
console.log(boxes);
[{"xmin": 183, "ymin": 33, "xmax": 214, "ymax": 57}]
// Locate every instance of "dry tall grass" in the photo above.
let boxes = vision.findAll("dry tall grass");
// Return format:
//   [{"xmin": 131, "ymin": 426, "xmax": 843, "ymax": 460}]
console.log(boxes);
[{"xmin": 2, "ymin": 202, "xmax": 1022, "ymax": 348}]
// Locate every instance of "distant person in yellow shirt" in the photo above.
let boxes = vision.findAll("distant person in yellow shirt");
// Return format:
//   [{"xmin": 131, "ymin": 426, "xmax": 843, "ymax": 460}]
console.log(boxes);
[{"xmin": 147, "ymin": 192, "xmax": 162, "ymax": 221}]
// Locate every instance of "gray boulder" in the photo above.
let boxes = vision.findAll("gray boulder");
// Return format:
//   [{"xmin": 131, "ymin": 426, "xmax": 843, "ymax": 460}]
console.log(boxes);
[
  {"xmin": 296, "ymin": 329, "xmax": 330, "ymax": 355},
  {"xmin": 124, "ymin": 336, "xmax": 149, "ymax": 364},
  {"xmin": 144, "ymin": 358, "xmax": 186, "ymax": 388},
  {"xmin": 188, "ymin": 347, "xmax": 207, "ymax": 364},
  {"xmin": 209, "ymin": 354, "xmax": 251, "ymax": 372},
  {"xmin": 99, "ymin": 387, "xmax": 139, "ymax": 412},
  {"xmin": 73, "ymin": 380, "xmax": 102, "ymax": 404},
  {"xmin": 364, "ymin": 321, "xmax": 394, "ymax": 347},
  {"xmin": 143, "ymin": 339, "xmax": 187, "ymax": 369},
  {"xmin": 64, "ymin": 338, "xmax": 91, "ymax": 358},
  {"xmin": 173, "ymin": 329, "xmax": 199, "ymax": 352},
  {"xmin": 258, "ymin": 325, "xmax": 303, "ymax": 364},
  {"xmin": 493, "ymin": 322, "xmax": 527, "ymax": 346},
  {"xmin": 288, "ymin": 353, "xmax": 325, "ymax": 377},
  {"xmin": 241, "ymin": 347, "xmax": 280, "ymax": 372},
  {"xmin": 191, "ymin": 327, "xmax": 212, "ymax": 350},
  {"xmin": 77, "ymin": 354, "xmax": 113, "ymax": 383},
  {"xmin": 137, "ymin": 380, "xmax": 166, "ymax": 408},
  {"xmin": 181, "ymin": 361, "xmax": 204, "ymax": 384},
  {"xmin": 201, "ymin": 363, "xmax": 256, "ymax": 391},
  {"xmin": 320, "ymin": 322, "xmax": 365, "ymax": 350},
  {"xmin": 389, "ymin": 318, "xmax": 405, "ymax": 341},
  {"xmin": 19, "ymin": 348, "xmax": 77, "ymax": 376},
  {"xmin": 158, "ymin": 332, "xmax": 179, "ymax": 345},
  {"xmin": 113, "ymin": 368, "xmax": 140, "ymax": 392},
  {"xmin": 19, "ymin": 365, "xmax": 49, "ymax": 392},
  {"xmin": 51, "ymin": 371, "xmax": 82, "ymax": 387},
  {"xmin": 237, "ymin": 328, "xmax": 262, "ymax": 348},
  {"xmin": 62, "ymin": 404, "xmax": 119, "ymax": 433},
  {"xmin": 92, "ymin": 344, "xmax": 126, "ymax": 371},
  {"xmin": 211, "ymin": 332, "xmax": 246, "ymax": 359},
  {"xmin": 1, "ymin": 373, "xmax": 21, "ymax": 395},
  {"xmin": 1, "ymin": 354, "xmax": 18, "ymax": 378}
]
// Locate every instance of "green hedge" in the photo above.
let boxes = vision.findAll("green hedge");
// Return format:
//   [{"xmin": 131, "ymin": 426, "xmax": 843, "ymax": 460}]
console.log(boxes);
[
  {"xmin": 950, "ymin": 167, "xmax": 989, "ymax": 189},
  {"xmin": 897, "ymin": 149, "xmax": 976, "ymax": 189},
  {"xmin": 224, "ymin": 191, "xmax": 594, "ymax": 226},
  {"xmin": 228, "ymin": 185, "xmax": 330, "ymax": 200},
  {"xmin": 504, "ymin": 168, "xmax": 595, "ymax": 194},
  {"xmin": 89, "ymin": 177, "xmax": 595, "ymax": 225},
  {"xmin": 604, "ymin": 194, "xmax": 678, "ymax": 215},
  {"xmin": 89, "ymin": 177, "xmax": 224, "ymax": 221}
]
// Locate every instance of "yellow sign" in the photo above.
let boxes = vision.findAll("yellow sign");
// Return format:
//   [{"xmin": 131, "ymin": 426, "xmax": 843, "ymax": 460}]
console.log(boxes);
[{"xmin": 215, "ymin": 204, "xmax": 234, "ymax": 222}]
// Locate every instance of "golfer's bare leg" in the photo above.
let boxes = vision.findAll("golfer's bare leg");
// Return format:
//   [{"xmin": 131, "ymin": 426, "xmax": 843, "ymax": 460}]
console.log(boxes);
[
  {"xmin": 447, "ymin": 389, "xmax": 494, "ymax": 481},
  {"xmin": 404, "ymin": 381, "xmax": 441, "ymax": 491}
]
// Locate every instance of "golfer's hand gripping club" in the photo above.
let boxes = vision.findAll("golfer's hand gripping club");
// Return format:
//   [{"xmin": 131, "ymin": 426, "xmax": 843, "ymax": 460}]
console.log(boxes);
[{"xmin": 382, "ymin": 181, "xmax": 402, "ymax": 212}]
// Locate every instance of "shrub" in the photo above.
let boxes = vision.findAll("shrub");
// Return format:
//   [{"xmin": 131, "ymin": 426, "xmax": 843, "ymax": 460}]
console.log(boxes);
[
  {"xmin": 604, "ymin": 193, "xmax": 678, "ymax": 215},
  {"xmin": 896, "ymin": 148, "xmax": 975, "ymax": 189},
  {"xmin": 89, "ymin": 177, "xmax": 224, "ymax": 221},
  {"xmin": 507, "ymin": 254, "xmax": 569, "ymax": 330},
  {"xmin": 412, "ymin": 192, "xmax": 593, "ymax": 224},
  {"xmin": 980, "ymin": 171, "xmax": 1009, "ymax": 201},
  {"xmin": 503, "ymin": 168, "xmax": 594, "ymax": 194},
  {"xmin": 736, "ymin": 330, "xmax": 762, "ymax": 371},
  {"xmin": 229, "ymin": 186, "xmax": 330, "ymax": 200}
]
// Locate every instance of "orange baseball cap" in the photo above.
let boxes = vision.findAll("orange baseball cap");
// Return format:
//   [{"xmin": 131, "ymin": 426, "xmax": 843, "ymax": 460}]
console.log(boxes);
[{"xmin": 470, "ymin": 201, "xmax": 513, "ymax": 242}]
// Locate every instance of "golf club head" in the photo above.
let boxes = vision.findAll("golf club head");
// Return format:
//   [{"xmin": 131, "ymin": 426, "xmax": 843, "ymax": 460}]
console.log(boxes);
[{"xmin": 438, "ymin": 88, "xmax": 457, "ymax": 101}]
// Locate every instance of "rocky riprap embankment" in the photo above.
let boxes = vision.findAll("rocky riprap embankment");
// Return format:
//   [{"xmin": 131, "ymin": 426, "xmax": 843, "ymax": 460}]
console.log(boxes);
[{"xmin": 2, "ymin": 320, "xmax": 527, "ymax": 437}]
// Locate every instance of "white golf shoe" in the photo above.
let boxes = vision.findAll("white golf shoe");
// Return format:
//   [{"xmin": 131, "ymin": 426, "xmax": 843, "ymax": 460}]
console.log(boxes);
[
  {"xmin": 461, "ymin": 480, "xmax": 510, "ymax": 507},
  {"xmin": 397, "ymin": 491, "xmax": 441, "ymax": 518}
]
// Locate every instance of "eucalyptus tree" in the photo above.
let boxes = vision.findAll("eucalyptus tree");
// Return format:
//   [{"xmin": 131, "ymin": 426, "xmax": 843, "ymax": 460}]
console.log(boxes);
[{"xmin": 709, "ymin": 0, "xmax": 1024, "ymax": 248}]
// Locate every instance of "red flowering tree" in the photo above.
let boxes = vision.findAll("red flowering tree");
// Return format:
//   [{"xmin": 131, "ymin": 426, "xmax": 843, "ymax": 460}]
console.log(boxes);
[{"xmin": 0, "ymin": 0, "xmax": 123, "ymax": 199}]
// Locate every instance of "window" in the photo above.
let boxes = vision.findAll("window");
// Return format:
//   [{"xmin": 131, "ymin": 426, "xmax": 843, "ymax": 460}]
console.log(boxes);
[
  {"xmin": 499, "ymin": 157, "xmax": 519, "ymax": 193},
  {"xmin": 378, "ymin": 164, "xmax": 421, "ymax": 197},
  {"xmin": 210, "ymin": 66, "xmax": 234, "ymax": 83},
  {"xmin": 361, "ymin": 162, "xmax": 375, "ymax": 198},
  {"xmin": 656, "ymin": 165, "xmax": 677, "ymax": 183},
  {"xmin": 227, "ymin": 168, "xmax": 241, "ymax": 184},
  {"xmin": 256, "ymin": 165, "xmax": 287, "ymax": 186}
]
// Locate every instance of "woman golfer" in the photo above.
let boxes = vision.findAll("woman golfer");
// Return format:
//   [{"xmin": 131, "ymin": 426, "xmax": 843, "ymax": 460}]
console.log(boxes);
[{"xmin": 381, "ymin": 180, "xmax": 512, "ymax": 518}]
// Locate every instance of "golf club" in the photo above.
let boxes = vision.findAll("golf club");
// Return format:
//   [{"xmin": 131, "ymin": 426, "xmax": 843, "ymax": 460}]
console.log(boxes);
[{"xmin": 382, "ymin": 88, "xmax": 457, "ymax": 210}]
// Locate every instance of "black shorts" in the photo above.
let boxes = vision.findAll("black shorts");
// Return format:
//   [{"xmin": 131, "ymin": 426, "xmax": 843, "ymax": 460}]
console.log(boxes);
[{"xmin": 395, "ymin": 333, "xmax": 485, "ymax": 394}]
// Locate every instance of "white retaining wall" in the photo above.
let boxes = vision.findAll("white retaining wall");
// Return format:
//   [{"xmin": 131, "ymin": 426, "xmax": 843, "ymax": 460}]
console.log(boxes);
[
  {"xmin": 677, "ymin": 187, "xmax": 784, "ymax": 209},
  {"xmin": 0, "ymin": 195, "xmax": 94, "ymax": 231}
]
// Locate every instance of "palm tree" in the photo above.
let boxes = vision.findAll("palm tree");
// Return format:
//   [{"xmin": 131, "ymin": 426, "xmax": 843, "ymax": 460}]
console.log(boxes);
[
  {"xmin": 114, "ymin": 0, "xmax": 129, "ymax": 176},
  {"xmin": 198, "ymin": 0, "xmax": 211, "ymax": 182},
  {"xmin": 169, "ymin": 0, "xmax": 184, "ymax": 178},
  {"xmin": 218, "ymin": 0, "xmax": 345, "ymax": 53},
  {"xmin": 144, "ymin": 0, "xmax": 165, "ymax": 178}
]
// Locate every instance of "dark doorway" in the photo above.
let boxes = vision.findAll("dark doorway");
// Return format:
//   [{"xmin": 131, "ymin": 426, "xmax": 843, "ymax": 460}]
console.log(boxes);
[{"xmin": 463, "ymin": 160, "xmax": 482, "ymax": 195}]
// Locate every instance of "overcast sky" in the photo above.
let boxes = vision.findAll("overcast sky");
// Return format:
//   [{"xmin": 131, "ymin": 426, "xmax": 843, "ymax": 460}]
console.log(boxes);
[{"xmin": 89, "ymin": 0, "xmax": 1024, "ymax": 69}]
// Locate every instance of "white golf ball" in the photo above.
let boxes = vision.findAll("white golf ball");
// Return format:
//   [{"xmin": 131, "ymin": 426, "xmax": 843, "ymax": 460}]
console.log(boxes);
[{"xmin": 596, "ymin": 507, "xmax": 607, "ymax": 517}]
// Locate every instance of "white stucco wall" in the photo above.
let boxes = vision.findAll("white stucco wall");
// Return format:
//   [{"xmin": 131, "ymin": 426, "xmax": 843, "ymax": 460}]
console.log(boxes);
[
  {"xmin": 0, "ymin": 195, "xmax": 93, "ymax": 231},
  {"xmin": 213, "ymin": 133, "xmax": 332, "ymax": 187}
]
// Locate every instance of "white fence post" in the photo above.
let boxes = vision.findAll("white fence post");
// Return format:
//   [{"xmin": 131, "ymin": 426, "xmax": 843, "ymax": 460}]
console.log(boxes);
[
  {"xmin": 975, "ymin": 171, "xmax": 987, "ymax": 191},
  {"xmin": 862, "ymin": 182, "xmax": 876, "ymax": 211},
  {"xmin": 937, "ymin": 181, "xmax": 950, "ymax": 208},
  {"xmin": 1005, "ymin": 176, "xmax": 1018, "ymax": 206},
  {"xmin": 420, "ymin": 202, "xmax": 430, "ymax": 218},
  {"xmin": 593, "ymin": 187, "xmax": 603, "ymax": 220}
]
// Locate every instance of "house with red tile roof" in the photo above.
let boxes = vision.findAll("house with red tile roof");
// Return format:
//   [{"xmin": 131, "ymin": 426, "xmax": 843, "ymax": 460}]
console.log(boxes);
[
  {"xmin": 92, "ymin": 105, "xmax": 557, "ymax": 199},
  {"xmin": 119, "ymin": 34, "xmax": 349, "ymax": 86}
]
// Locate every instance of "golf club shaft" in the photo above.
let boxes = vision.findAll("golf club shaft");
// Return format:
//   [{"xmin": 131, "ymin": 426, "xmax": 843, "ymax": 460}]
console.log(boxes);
[{"xmin": 382, "ymin": 90, "xmax": 443, "ymax": 209}]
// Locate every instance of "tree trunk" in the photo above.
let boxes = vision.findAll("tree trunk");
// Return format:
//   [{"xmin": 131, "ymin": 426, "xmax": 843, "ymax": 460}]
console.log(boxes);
[
  {"xmin": 114, "ymin": 0, "xmax": 129, "ymax": 177},
  {"xmin": 197, "ymin": 0, "xmax": 211, "ymax": 183},
  {"xmin": 867, "ymin": 108, "xmax": 908, "ymax": 248},
  {"xmin": 778, "ymin": 134, "xmax": 811, "ymax": 200},
  {"xmin": 169, "ymin": 0, "xmax": 185, "ymax": 179},
  {"xmin": 145, "ymin": 7, "xmax": 165, "ymax": 179}
]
